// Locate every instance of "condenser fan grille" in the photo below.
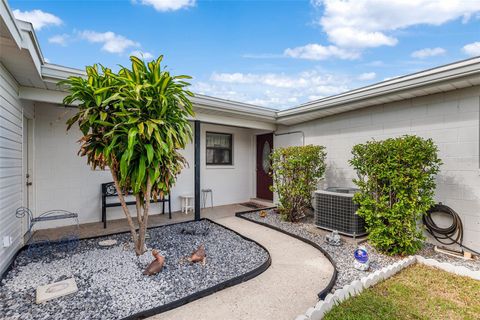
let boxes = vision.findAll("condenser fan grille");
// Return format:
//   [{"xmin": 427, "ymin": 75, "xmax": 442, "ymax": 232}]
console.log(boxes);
[{"xmin": 314, "ymin": 188, "xmax": 367, "ymax": 237}]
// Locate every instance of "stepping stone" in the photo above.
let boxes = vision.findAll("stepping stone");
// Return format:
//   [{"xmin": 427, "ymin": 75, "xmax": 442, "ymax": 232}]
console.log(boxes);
[
  {"xmin": 98, "ymin": 239, "xmax": 118, "ymax": 247},
  {"xmin": 36, "ymin": 278, "xmax": 78, "ymax": 304}
]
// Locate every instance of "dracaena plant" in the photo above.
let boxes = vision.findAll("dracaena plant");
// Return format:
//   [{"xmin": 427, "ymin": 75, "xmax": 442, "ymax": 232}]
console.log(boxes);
[{"xmin": 60, "ymin": 56, "xmax": 194, "ymax": 256}]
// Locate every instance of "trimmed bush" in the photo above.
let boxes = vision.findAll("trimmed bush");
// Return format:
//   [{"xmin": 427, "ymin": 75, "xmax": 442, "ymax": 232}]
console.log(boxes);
[
  {"xmin": 271, "ymin": 145, "xmax": 326, "ymax": 222},
  {"xmin": 349, "ymin": 135, "xmax": 442, "ymax": 255}
]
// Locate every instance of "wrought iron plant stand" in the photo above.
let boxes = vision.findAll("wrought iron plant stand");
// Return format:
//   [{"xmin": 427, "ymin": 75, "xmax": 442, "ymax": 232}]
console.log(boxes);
[{"xmin": 15, "ymin": 207, "xmax": 80, "ymax": 257}]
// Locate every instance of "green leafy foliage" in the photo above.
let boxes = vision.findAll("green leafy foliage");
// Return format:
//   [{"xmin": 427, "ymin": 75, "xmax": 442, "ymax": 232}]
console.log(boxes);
[
  {"xmin": 270, "ymin": 145, "xmax": 326, "ymax": 222},
  {"xmin": 60, "ymin": 55, "xmax": 194, "ymax": 255},
  {"xmin": 349, "ymin": 135, "xmax": 442, "ymax": 255},
  {"xmin": 324, "ymin": 264, "xmax": 480, "ymax": 319}
]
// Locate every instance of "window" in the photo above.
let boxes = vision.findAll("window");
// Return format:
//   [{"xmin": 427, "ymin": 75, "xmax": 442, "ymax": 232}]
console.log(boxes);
[{"xmin": 206, "ymin": 132, "xmax": 233, "ymax": 165}]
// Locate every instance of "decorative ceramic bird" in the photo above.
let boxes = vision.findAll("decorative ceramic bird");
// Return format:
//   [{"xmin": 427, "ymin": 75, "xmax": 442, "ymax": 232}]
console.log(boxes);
[
  {"xmin": 143, "ymin": 249, "xmax": 165, "ymax": 275},
  {"xmin": 188, "ymin": 244, "xmax": 206, "ymax": 265}
]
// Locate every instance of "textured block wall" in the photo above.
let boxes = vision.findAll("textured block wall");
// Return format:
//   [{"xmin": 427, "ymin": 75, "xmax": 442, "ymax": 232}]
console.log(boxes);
[{"xmin": 278, "ymin": 86, "xmax": 480, "ymax": 251}]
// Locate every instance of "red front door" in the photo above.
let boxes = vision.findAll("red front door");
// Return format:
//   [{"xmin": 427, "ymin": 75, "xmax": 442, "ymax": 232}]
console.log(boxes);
[{"xmin": 256, "ymin": 133, "xmax": 274, "ymax": 200}]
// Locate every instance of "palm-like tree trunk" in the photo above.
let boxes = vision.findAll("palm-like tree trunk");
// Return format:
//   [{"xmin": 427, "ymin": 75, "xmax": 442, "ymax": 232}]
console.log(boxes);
[
  {"xmin": 110, "ymin": 168, "xmax": 139, "ymax": 251},
  {"xmin": 110, "ymin": 163, "xmax": 153, "ymax": 256},
  {"xmin": 136, "ymin": 178, "xmax": 152, "ymax": 255}
]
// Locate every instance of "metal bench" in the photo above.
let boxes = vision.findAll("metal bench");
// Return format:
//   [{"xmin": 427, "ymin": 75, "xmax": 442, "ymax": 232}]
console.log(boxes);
[
  {"xmin": 15, "ymin": 207, "xmax": 80, "ymax": 257},
  {"xmin": 101, "ymin": 182, "xmax": 171, "ymax": 229}
]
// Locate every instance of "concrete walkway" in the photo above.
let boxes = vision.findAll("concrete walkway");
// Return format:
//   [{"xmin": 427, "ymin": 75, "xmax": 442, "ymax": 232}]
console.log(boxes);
[{"xmin": 151, "ymin": 215, "xmax": 334, "ymax": 320}]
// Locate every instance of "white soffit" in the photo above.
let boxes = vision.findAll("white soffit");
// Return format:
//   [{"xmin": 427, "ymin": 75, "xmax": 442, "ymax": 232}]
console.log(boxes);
[
  {"xmin": 191, "ymin": 94, "xmax": 277, "ymax": 122},
  {"xmin": 0, "ymin": 0, "xmax": 21, "ymax": 48}
]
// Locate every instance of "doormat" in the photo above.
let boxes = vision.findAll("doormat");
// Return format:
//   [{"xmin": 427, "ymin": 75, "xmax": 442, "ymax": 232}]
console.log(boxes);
[{"xmin": 239, "ymin": 202, "xmax": 268, "ymax": 209}]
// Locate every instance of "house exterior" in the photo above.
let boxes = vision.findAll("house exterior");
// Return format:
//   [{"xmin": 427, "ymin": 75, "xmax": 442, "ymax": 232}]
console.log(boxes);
[{"xmin": 1, "ymin": 0, "xmax": 479, "ymax": 275}]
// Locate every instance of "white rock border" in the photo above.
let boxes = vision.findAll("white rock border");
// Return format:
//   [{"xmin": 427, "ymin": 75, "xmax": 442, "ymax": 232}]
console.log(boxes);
[
  {"xmin": 296, "ymin": 255, "xmax": 480, "ymax": 320},
  {"xmin": 415, "ymin": 255, "xmax": 480, "ymax": 281}
]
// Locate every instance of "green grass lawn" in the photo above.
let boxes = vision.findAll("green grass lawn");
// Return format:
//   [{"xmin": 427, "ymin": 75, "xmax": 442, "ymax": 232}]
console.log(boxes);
[{"xmin": 324, "ymin": 264, "xmax": 480, "ymax": 320}]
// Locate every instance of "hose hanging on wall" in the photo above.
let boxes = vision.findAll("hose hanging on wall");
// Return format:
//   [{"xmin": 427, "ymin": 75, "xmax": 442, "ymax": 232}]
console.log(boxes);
[{"xmin": 423, "ymin": 203, "xmax": 480, "ymax": 256}]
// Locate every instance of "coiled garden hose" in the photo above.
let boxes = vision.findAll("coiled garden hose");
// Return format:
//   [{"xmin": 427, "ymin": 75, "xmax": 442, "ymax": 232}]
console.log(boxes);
[{"xmin": 423, "ymin": 203, "xmax": 480, "ymax": 256}]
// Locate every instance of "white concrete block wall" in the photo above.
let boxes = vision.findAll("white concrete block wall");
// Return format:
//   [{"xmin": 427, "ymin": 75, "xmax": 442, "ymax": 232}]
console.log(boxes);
[
  {"xmin": 33, "ymin": 103, "xmax": 256, "ymax": 227},
  {"xmin": 277, "ymin": 86, "xmax": 480, "ymax": 252},
  {"xmin": 0, "ymin": 63, "xmax": 24, "ymax": 275},
  {"xmin": 274, "ymin": 129, "xmax": 304, "ymax": 148},
  {"xmin": 33, "ymin": 103, "xmax": 117, "ymax": 226},
  {"xmin": 170, "ymin": 122, "xmax": 256, "ymax": 209},
  {"xmin": 200, "ymin": 123, "xmax": 255, "ymax": 207}
]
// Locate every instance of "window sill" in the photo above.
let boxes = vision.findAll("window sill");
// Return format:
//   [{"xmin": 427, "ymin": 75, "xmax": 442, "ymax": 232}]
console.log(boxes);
[{"xmin": 206, "ymin": 165, "xmax": 235, "ymax": 170}]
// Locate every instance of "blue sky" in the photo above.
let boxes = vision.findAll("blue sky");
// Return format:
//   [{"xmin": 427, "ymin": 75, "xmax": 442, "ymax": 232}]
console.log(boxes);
[{"xmin": 10, "ymin": 0, "xmax": 480, "ymax": 109}]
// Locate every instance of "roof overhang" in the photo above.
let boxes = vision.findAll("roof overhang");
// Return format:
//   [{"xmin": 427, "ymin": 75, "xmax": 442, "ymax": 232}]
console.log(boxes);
[
  {"xmin": 38, "ymin": 57, "xmax": 480, "ymax": 128},
  {"xmin": 18, "ymin": 57, "xmax": 480, "ymax": 130},
  {"xmin": 19, "ymin": 85, "xmax": 277, "ymax": 131},
  {"xmin": 276, "ymin": 57, "xmax": 480, "ymax": 125},
  {"xmin": 0, "ymin": 0, "xmax": 21, "ymax": 48},
  {"xmin": 0, "ymin": 0, "xmax": 46, "ymax": 88},
  {"xmin": 25, "ymin": 63, "xmax": 278, "ymax": 131}
]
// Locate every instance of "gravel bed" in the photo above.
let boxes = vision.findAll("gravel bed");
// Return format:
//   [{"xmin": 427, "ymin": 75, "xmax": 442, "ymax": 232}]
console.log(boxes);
[
  {"xmin": 242, "ymin": 210, "xmax": 400, "ymax": 291},
  {"xmin": 0, "ymin": 220, "xmax": 269, "ymax": 320},
  {"xmin": 242, "ymin": 210, "xmax": 480, "ymax": 291}
]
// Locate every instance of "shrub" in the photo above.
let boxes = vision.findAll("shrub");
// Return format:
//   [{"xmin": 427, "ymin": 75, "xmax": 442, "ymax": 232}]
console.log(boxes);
[
  {"xmin": 349, "ymin": 135, "xmax": 442, "ymax": 255},
  {"xmin": 271, "ymin": 145, "xmax": 327, "ymax": 222}
]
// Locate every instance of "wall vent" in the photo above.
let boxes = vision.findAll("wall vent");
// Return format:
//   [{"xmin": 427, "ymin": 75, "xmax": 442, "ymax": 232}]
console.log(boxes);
[{"xmin": 314, "ymin": 187, "xmax": 367, "ymax": 237}]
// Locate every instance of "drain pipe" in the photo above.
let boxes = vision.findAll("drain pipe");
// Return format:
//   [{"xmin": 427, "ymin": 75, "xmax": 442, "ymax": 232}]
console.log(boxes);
[{"xmin": 273, "ymin": 131, "xmax": 305, "ymax": 146}]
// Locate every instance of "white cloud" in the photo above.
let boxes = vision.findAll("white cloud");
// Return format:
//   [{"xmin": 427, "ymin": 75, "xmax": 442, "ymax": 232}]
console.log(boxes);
[
  {"xmin": 48, "ymin": 34, "xmax": 70, "ymax": 46},
  {"xmin": 279, "ymin": 0, "xmax": 480, "ymax": 61},
  {"xmin": 357, "ymin": 72, "xmax": 376, "ymax": 81},
  {"xmin": 211, "ymin": 72, "xmax": 312, "ymax": 88},
  {"xmin": 130, "ymin": 50, "xmax": 154, "ymax": 59},
  {"xmin": 135, "ymin": 0, "xmax": 195, "ymax": 12},
  {"xmin": 284, "ymin": 43, "xmax": 359, "ymax": 60},
  {"xmin": 79, "ymin": 31, "xmax": 139, "ymax": 54},
  {"xmin": 12, "ymin": 9, "xmax": 62, "ymax": 30},
  {"xmin": 462, "ymin": 42, "xmax": 480, "ymax": 56},
  {"xmin": 411, "ymin": 47, "xmax": 446, "ymax": 58},
  {"xmin": 194, "ymin": 70, "xmax": 350, "ymax": 108},
  {"xmin": 328, "ymin": 28, "xmax": 397, "ymax": 48},
  {"xmin": 315, "ymin": 0, "xmax": 480, "ymax": 49}
]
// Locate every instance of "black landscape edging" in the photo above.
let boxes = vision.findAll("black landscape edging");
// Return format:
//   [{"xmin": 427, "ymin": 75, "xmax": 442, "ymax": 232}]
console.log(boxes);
[
  {"xmin": 1, "ymin": 218, "xmax": 272, "ymax": 320},
  {"xmin": 235, "ymin": 210, "xmax": 338, "ymax": 300}
]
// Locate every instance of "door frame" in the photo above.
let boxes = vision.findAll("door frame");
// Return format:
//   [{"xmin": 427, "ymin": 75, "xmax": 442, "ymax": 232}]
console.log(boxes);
[
  {"xmin": 21, "ymin": 116, "xmax": 35, "ymax": 238},
  {"xmin": 255, "ymin": 133, "xmax": 274, "ymax": 201}
]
